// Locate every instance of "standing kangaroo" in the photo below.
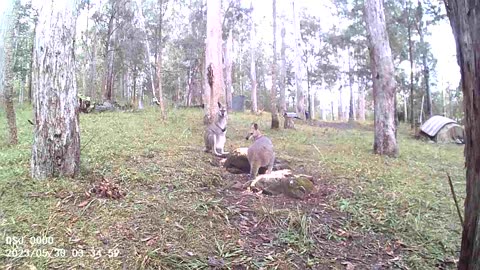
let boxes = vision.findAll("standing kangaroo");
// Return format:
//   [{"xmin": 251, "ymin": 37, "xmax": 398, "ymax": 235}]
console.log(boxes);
[
  {"xmin": 204, "ymin": 102, "xmax": 229, "ymax": 156},
  {"xmin": 246, "ymin": 123, "xmax": 275, "ymax": 179}
]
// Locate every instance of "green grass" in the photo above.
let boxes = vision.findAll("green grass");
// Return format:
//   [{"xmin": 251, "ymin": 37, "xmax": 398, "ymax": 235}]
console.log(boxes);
[{"xmin": 0, "ymin": 106, "xmax": 464, "ymax": 269}]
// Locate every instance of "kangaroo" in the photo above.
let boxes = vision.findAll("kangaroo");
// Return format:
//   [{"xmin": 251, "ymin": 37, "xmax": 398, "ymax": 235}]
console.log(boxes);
[
  {"xmin": 204, "ymin": 102, "xmax": 229, "ymax": 156},
  {"xmin": 246, "ymin": 123, "xmax": 275, "ymax": 179}
]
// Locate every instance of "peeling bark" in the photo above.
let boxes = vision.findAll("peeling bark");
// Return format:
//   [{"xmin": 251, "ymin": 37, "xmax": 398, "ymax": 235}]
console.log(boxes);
[
  {"xmin": 31, "ymin": 0, "xmax": 80, "ymax": 179},
  {"xmin": 365, "ymin": 0, "xmax": 398, "ymax": 157},
  {"xmin": 2, "ymin": 4, "xmax": 18, "ymax": 145},
  {"xmin": 444, "ymin": 1, "xmax": 480, "ymax": 268},
  {"xmin": 204, "ymin": 0, "xmax": 223, "ymax": 123}
]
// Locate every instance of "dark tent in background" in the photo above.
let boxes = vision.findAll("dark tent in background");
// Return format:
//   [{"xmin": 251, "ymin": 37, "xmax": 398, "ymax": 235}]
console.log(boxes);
[
  {"xmin": 232, "ymin": 95, "xmax": 246, "ymax": 112},
  {"xmin": 420, "ymin": 115, "xmax": 465, "ymax": 144}
]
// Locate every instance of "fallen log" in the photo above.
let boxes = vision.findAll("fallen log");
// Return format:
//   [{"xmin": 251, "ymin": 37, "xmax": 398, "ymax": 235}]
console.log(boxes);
[
  {"xmin": 243, "ymin": 169, "xmax": 316, "ymax": 199},
  {"xmin": 224, "ymin": 147, "xmax": 290, "ymax": 174}
]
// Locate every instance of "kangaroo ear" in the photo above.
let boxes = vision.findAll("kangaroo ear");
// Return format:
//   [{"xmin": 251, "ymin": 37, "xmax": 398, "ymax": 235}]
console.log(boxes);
[
  {"xmin": 253, "ymin": 123, "xmax": 258, "ymax": 130},
  {"xmin": 217, "ymin": 102, "xmax": 222, "ymax": 108}
]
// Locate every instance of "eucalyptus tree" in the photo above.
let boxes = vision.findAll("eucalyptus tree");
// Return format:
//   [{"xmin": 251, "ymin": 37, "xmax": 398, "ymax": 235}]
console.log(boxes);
[
  {"xmin": 414, "ymin": 0, "xmax": 445, "ymax": 119},
  {"xmin": 279, "ymin": 21, "xmax": 287, "ymax": 114},
  {"xmin": 443, "ymin": 1, "xmax": 480, "ymax": 268},
  {"xmin": 292, "ymin": 0, "xmax": 305, "ymax": 119},
  {"xmin": 222, "ymin": 0, "xmax": 250, "ymax": 111},
  {"xmin": 204, "ymin": 0, "xmax": 224, "ymax": 123},
  {"xmin": 270, "ymin": 0, "xmax": 279, "ymax": 128},
  {"xmin": 249, "ymin": 0, "xmax": 257, "ymax": 113},
  {"xmin": 31, "ymin": 0, "xmax": 80, "ymax": 179},
  {"xmin": 332, "ymin": 0, "xmax": 371, "ymax": 121},
  {"xmin": 364, "ymin": 0, "xmax": 398, "ymax": 157},
  {"xmin": 1, "ymin": 0, "xmax": 18, "ymax": 145},
  {"xmin": 300, "ymin": 12, "xmax": 321, "ymax": 120},
  {"xmin": 11, "ymin": 0, "xmax": 37, "ymax": 105}
]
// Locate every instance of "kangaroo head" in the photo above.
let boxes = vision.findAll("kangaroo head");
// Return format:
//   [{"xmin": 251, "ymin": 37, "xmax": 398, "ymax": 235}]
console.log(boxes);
[
  {"xmin": 217, "ymin": 102, "xmax": 227, "ymax": 119},
  {"xmin": 246, "ymin": 123, "xmax": 262, "ymax": 140}
]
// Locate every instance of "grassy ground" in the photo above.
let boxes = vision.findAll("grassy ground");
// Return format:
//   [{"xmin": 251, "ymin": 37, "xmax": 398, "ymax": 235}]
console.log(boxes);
[{"xmin": 0, "ymin": 106, "xmax": 464, "ymax": 269}]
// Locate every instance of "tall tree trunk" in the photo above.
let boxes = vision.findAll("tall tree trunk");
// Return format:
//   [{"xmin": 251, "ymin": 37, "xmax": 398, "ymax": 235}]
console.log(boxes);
[
  {"xmin": 202, "ymin": 51, "xmax": 210, "ymax": 124},
  {"xmin": 134, "ymin": 0, "xmax": 160, "ymax": 105},
  {"xmin": 84, "ymin": 1, "xmax": 93, "ymax": 99},
  {"xmin": 249, "ymin": 1, "xmax": 257, "ymax": 113},
  {"xmin": 270, "ymin": 0, "xmax": 280, "ymax": 128},
  {"xmin": 224, "ymin": 29, "xmax": 233, "ymax": 112},
  {"xmin": 102, "ymin": 6, "xmax": 115, "ymax": 103},
  {"xmin": 357, "ymin": 84, "xmax": 366, "ymax": 121},
  {"xmin": 307, "ymin": 66, "xmax": 311, "ymax": 119},
  {"xmin": 131, "ymin": 69, "xmax": 136, "ymax": 107},
  {"xmin": 32, "ymin": 0, "xmax": 80, "ymax": 179},
  {"xmin": 338, "ymin": 86, "xmax": 344, "ymax": 121},
  {"xmin": 416, "ymin": 1, "xmax": 431, "ymax": 119},
  {"xmin": 205, "ymin": 0, "xmax": 224, "ymax": 123},
  {"xmin": 348, "ymin": 49, "xmax": 355, "ymax": 122},
  {"xmin": 292, "ymin": 0, "xmax": 305, "ymax": 119},
  {"xmin": 27, "ymin": 16, "xmax": 38, "ymax": 104},
  {"xmin": 444, "ymin": 1, "xmax": 480, "ymax": 269},
  {"xmin": 365, "ymin": 0, "xmax": 398, "ymax": 157},
  {"xmin": 138, "ymin": 73, "xmax": 144, "ymax": 110},
  {"xmin": 308, "ymin": 66, "xmax": 315, "ymax": 120},
  {"xmin": 407, "ymin": 5, "xmax": 415, "ymax": 129},
  {"xmin": 330, "ymin": 89, "xmax": 335, "ymax": 121},
  {"xmin": 155, "ymin": 0, "xmax": 166, "ymax": 119},
  {"xmin": 279, "ymin": 21, "xmax": 287, "ymax": 114},
  {"xmin": 19, "ymin": 78, "xmax": 25, "ymax": 105},
  {"xmin": 88, "ymin": 38, "xmax": 97, "ymax": 100},
  {"xmin": 2, "ymin": 5, "xmax": 18, "ymax": 145}
]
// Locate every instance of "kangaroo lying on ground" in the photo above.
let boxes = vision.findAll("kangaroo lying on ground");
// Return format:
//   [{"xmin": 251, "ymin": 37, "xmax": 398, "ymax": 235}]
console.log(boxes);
[
  {"xmin": 204, "ymin": 102, "xmax": 229, "ymax": 156},
  {"xmin": 246, "ymin": 123, "xmax": 275, "ymax": 179}
]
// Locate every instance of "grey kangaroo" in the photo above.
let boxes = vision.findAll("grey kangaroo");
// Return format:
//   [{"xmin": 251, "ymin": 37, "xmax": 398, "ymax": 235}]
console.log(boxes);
[
  {"xmin": 204, "ymin": 102, "xmax": 229, "ymax": 156},
  {"xmin": 246, "ymin": 123, "xmax": 275, "ymax": 179}
]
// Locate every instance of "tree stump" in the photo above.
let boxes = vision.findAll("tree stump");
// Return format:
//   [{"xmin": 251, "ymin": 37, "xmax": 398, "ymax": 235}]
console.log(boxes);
[{"xmin": 284, "ymin": 115, "xmax": 295, "ymax": 129}]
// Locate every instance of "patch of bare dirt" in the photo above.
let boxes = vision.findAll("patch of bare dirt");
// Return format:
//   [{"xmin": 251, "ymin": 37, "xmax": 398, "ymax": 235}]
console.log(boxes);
[{"xmin": 217, "ymin": 164, "xmax": 406, "ymax": 269}]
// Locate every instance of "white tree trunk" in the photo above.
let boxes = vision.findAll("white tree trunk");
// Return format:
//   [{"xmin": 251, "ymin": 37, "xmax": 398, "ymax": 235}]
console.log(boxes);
[
  {"xmin": 348, "ymin": 49, "xmax": 355, "ymax": 122},
  {"xmin": 292, "ymin": 0, "xmax": 305, "ymax": 119},
  {"xmin": 270, "ymin": 0, "xmax": 280, "ymax": 128},
  {"xmin": 365, "ymin": 0, "xmax": 398, "ymax": 157},
  {"xmin": 138, "ymin": 72, "xmax": 144, "ymax": 110},
  {"xmin": 279, "ymin": 21, "xmax": 287, "ymax": 113},
  {"xmin": 310, "ymin": 86, "xmax": 315, "ymax": 119},
  {"xmin": 1, "ymin": 0, "xmax": 18, "ymax": 145},
  {"xmin": 224, "ymin": 29, "xmax": 233, "ymax": 111},
  {"xmin": 204, "ymin": 0, "xmax": 223, "ymax": 123},
  {"xmin": 357, "ymin": 85, "xmax": 366, "ymax": 121},
  {"xmin": 249, "ymin": 1, "xmax": 257, "ymax": 113},
  {"xmin": 133, "ymin": 0, "xmax": 158, "ymax": 103},
  {"xmin": 32, "ymin": 0, "xmax": 81, "ymax": 179},
  {"xmin": 102, "ymin": 5, "xmax": 115, "ymax": 102},
  {"xmin": 338, "ymin": 86, "xmax": 344, "ymax": 121}
]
